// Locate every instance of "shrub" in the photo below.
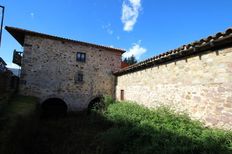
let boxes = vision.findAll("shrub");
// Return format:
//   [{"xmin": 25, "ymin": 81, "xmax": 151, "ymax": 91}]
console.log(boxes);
[{"xmin": 90, "ymin": 95, "xmax": 116, "ymax": 113}]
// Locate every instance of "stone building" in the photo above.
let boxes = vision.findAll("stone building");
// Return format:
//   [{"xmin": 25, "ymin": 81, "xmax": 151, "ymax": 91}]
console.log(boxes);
[
  {"xmin": 6, "ymin": 25, "xmax": 232, "ymax": 129},
  {"xmin": 6, "ymin": 26, "xmax": 125, "ymax": 111},
  {"xmin": 114, "ymin": 27, "xmax": 232, "ymax": 129}
]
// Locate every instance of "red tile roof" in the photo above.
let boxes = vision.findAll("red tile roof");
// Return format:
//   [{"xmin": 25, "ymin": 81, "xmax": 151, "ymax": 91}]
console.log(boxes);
[
  {"xmin": 121, "ymin": 61, "xmax": 130, "ymax": 68},
  {"xmin": 5, "ymin": 26, "xmax": 126, "ymax": 53},
  {"xmin": 114, "ymin": 27, "xmax": 232, "ymax": 75}
]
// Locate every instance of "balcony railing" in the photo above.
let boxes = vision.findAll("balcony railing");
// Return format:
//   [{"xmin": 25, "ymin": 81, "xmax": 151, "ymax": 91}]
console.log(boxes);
[{"xmin": 12, "ymin": 49, "xmax": 23, "ymax": 66}]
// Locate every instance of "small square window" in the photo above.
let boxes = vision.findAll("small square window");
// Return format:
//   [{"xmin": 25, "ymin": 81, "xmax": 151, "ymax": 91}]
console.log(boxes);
[
  {"xmin": 77, "ymin": 73, "xmax": 83, "ymax": 82},
  {"xmin": 75, "ymin": 72, "xmax": 84, "ymax": 83},
  {"xmin": 76, "ymin": 52, "xmax": 86, "ymax": 62}
]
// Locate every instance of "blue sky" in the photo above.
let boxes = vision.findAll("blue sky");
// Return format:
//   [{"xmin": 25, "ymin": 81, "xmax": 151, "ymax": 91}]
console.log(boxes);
[{"xmin": 0, "ymin": 0, "xmax": 232, "ymax": 68}]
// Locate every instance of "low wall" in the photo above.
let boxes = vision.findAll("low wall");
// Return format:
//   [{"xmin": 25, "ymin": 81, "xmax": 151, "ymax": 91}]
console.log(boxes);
[
  {"xmin": 116, "ymin": 47, "xmax": 232, "ymax": 129},
  {"xmin": 0, "ymin": 71, "xmax": 19, "ymax": 94}
]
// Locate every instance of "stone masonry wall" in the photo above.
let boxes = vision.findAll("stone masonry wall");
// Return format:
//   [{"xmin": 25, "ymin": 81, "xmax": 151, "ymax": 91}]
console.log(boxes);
[
  {"xmin": 20, "ymin": 35, "xmax": 122, "ymax": 111},
  {"xmin": 116, "ymin": 47, "xmax": 232, "ymax": 129}
]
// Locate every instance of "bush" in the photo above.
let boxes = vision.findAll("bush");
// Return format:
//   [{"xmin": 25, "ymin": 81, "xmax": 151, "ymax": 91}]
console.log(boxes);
[{"xmin": 90, "ymin": 95, "xmax": 116, "ymax": 113}]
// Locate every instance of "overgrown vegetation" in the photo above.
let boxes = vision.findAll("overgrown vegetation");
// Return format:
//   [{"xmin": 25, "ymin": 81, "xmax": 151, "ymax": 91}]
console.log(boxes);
[
  {"xmin": 97, "ymin": 103, "xmax": 232, "ymax": 154},
  {"xmin": 90, "ymin": 95, "xmax": 116, "ymax": 112},
  {"xmin": 0, "ymin": 95, "xmax": 231, "ymax": 154}
]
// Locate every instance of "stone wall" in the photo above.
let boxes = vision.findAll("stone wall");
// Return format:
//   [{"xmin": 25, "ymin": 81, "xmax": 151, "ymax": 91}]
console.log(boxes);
[
  {"xmin": 116, "ymin": 47, "xmax": 232, "ymax": 129},
  {"xmin": 20, "ymin": 35, "xmax": 122, "ymax": 111}
]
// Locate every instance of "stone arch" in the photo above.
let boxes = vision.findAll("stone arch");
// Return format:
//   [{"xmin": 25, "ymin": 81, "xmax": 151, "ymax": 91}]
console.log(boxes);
[
  {"xmin": 87, "ymin": 95, "xmax": 104, "ymax": 111},
  {"xmin": 41, "ymin": 98, "xmax": 68, "ymax": 116}
]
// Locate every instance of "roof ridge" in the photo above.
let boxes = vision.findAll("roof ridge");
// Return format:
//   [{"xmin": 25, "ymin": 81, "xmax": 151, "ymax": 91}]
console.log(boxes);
[
  {"xmin": 115, "ymin": 27, "xmax": 232, "ymax": 75},
  {"xmin": 5, "ymin": 26, "xmax": 126, "ymax": 53}
]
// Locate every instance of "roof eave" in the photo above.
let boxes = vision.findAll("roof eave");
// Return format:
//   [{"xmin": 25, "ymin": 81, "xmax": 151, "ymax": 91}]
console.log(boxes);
[
  {"xmin": 114, "ymin": 34, "xmax": 232, "ymax": 76},
  {"xmin": 5, "ymin": 26, "xmax": 126, "ymax": 53},
  {"xmin": 0, "ymin": 57, "xmax": 7, "ymax": 65},
  {"xmin": 5, "ymin": 26, "xmax": 25, "ymax": 46}
]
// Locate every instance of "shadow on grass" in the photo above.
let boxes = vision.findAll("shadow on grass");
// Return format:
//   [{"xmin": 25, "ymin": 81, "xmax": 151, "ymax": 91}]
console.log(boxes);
[
  {"xmin": 1, "ymin": 102, "xmax": 232, "ymax": 154},
  {"xmin": 34, "ymin": 112, "xmax": 113, "ymax": 154},
  {"xmin": 0, "ymin": 95, "xmax": 38, "ymax": 153},
  {"xmin": 3, "ymin": 99, "xmax": 232, "ymax": 154}
]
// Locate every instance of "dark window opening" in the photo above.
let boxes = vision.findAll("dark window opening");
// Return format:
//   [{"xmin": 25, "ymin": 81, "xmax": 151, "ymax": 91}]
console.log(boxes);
[
  {"xmin": 75, "ymin": 72, "xmax": 84, "ymax": 83},
  {"xmin": 77, "ymin": 73, "xmax": 83, "ymax": 82},
  {"xmin": 76, "ymin": 52, "xmax": 86, "ymax": 62},
  {"xmin": 120, "ymin": 90, "xmax": 124, "ymax": 101}
]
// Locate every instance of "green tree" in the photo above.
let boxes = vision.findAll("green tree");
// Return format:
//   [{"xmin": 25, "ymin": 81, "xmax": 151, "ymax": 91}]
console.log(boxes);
[{"xmin": 123, "ymin": 55, "xmax": 137, "ymax": 65}]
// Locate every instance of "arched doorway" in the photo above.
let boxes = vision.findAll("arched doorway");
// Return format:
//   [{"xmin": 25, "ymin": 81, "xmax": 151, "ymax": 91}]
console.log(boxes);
[
  {"xmin": 88, "ymin": 96, "xmax": 104, "ymax": 112},
  {"xmin": 41, "ymin": 98, "xmax": 68, "ymax": 117}
]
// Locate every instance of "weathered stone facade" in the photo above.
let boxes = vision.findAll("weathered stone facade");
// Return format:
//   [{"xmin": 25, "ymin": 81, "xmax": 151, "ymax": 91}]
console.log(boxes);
[
  {"xmin": 6, "ymin": 26, "xmax": 124, "ymax": 111},
  {"xmin": 116, "ymin": 45, "xmax": 232, "ymax": 129}
]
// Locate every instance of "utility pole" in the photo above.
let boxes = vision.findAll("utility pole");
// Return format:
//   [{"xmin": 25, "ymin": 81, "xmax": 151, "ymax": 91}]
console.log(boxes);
[{"xmin": 0, "ymin": 5, "xmax": 5, "ymax": 47}]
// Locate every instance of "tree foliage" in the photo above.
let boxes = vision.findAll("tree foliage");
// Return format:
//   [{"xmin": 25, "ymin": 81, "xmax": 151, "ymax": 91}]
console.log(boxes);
[{"xmin": 123, "ymin": 55, "xmax": 137, "ymax": 65}]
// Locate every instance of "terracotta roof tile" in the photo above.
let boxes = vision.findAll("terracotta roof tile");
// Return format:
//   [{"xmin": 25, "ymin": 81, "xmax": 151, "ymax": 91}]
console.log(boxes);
[{"xmin": 114, "ymin": 27, "xmax": 232, "ymax": 75}]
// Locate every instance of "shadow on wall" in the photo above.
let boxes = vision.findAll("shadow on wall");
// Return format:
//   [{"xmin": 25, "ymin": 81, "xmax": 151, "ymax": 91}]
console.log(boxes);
[{"xmin": 41, "ymin": 98, "xmax": 68, "ymax": 117}]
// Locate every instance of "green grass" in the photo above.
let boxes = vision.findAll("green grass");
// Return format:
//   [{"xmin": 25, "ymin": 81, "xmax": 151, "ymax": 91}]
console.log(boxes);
[
  {"xmin": 2, "ymin": 95, "xmax": 37, "ymax": 115},
  {"xmin": 0, "ymin": 95, "xmax": 38, "ymax": 154},
  {"xmin": 0, "ymin": 92, "xmax": 15, "ymax": 113},
  {"xmin": 98, "ymin": 102, "xmax": 232, "ymax": 154},
  {"xmin": 21, "ymin": 112, "xmax": 111, "ymax": 154},
  {"xmin": 0, "ymin": 96, "xmax": 231, "ymax": 154}
]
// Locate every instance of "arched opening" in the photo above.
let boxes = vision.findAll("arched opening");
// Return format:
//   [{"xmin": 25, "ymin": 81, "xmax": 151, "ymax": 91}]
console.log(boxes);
[
  {"xmin": 41, "ymin": 98, "xmax": 68, "ymax": 117},
  {"xmin": 88, "ymin": 96, "xmax": 104, "ymax": 112}
]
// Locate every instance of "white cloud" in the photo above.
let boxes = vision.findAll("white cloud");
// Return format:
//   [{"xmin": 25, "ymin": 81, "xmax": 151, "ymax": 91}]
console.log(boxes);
[
  {"xmin": 102, "ymin": 23, "xmax": 114, "ymax": 35},
  {"xmin": 6, "ymin": 63, "xmax": 20, "ymax": 69},
  {"xmin": 123, "ymin": 40, "xmax": 147, "ymax": 59},
  {"xmin": 30, "ymin": 12, "xmax": 34, "ymax": 18},
  {"xmin": 121, "ymin": 0, "xmax": 142, "ymax": 32}
]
